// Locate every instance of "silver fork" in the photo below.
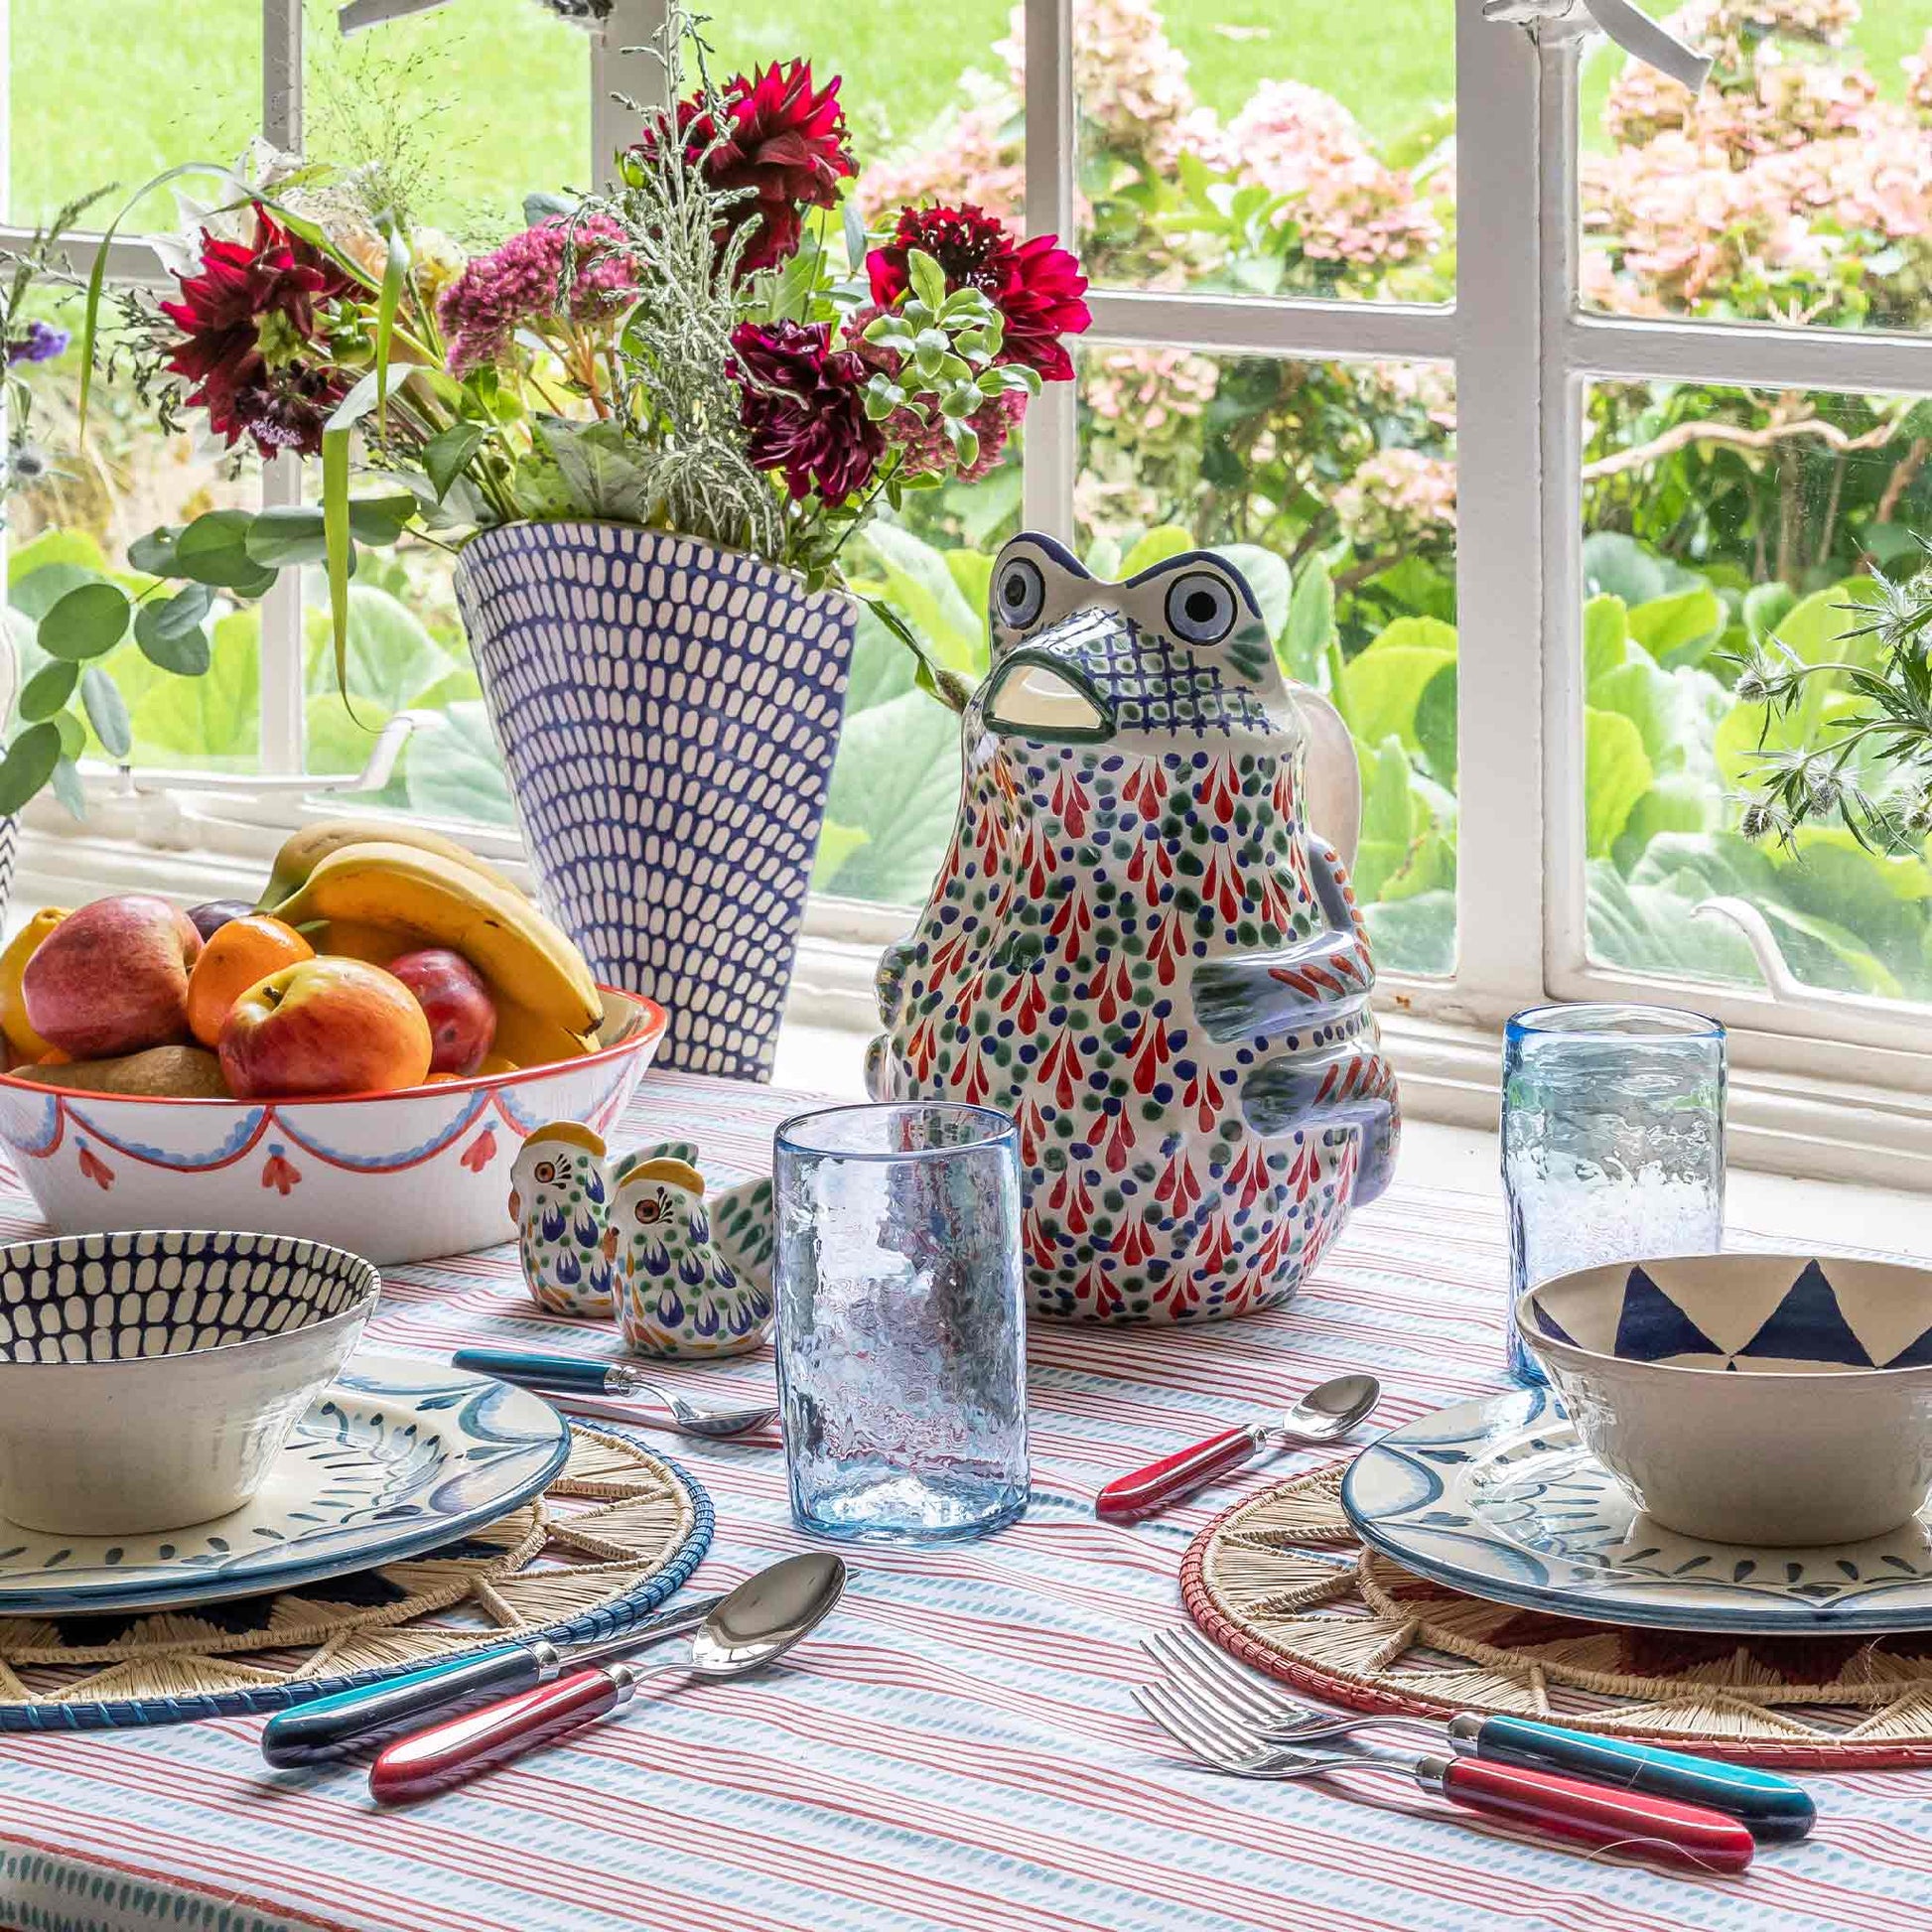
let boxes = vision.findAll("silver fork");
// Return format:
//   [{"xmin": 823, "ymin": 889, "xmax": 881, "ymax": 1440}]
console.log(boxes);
[
  {"xmin": 1130, "ymin": 1676, "xmax": 1756, "ymax": 1871},
  {"xmin": 1142, "ymin": 1626, "xmax": 1433, "ymax": 1748},
  {"xmin": 1144, "ymin": 1626, "xmax": 1816, "ymax": 1847}
]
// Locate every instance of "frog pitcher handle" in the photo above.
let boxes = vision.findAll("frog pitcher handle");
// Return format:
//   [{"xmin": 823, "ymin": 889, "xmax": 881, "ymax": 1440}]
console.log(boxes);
[{"xmin": 1290, "ymin": 685, "xmax": 1360, "ymax": 873}]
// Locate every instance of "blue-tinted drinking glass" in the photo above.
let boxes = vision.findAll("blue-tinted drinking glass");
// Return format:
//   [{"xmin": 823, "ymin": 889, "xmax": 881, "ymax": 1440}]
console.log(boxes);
[
  {"xmin": 1502, "ymin": 1004, "xmax": 1725, "ymax": 1383},
  {"xmin": 773, "ymin": 1102, "xmax": 1029, "ymax": 1544}
]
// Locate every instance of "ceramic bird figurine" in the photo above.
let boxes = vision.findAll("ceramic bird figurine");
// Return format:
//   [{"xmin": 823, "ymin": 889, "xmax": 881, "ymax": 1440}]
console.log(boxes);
[
  {"xmin": 868, "ymin": 533, "xmax": 1399, "ymax": 1326},
  {"xmin": 508, "ymin": 1121, "xmax": 615, "ymax": 1317},
  {"xmin": 605, "ymin": 1149, "xmax": 775, "ymax": 1358}
]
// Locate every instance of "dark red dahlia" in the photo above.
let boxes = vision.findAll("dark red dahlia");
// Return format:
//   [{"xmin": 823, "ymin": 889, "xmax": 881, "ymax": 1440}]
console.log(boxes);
[
  {"xmin": 669, "ymin": 61, "xmax": 855, "ymax": 275},
  {"xmin": 729, "ymin": 320, "xmax": 882, "ymax": 502},
  {"xmin": 158, "ymin": 207, "xmax": 354, "ymax": 457},
  {"xmin": 866, "ymin": 205, "xmax": 1091, "ymax": 382},
  {"xmin": 867, "ymin": 204, "xmax": 1016, "ymax": 306}
]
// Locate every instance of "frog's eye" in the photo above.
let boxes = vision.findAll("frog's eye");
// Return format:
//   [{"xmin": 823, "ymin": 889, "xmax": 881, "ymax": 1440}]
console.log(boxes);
[
  {"xmin": 533, "ymin": 1160, "xmax": 556, "ymax": 1183},
  {"xmin": 994, "ymin": 556, "xmax": 1046, "ymax": 630},
  {"xmin": 1166, "ymin": 571, "xmax": 1238, "ymax": 646}
]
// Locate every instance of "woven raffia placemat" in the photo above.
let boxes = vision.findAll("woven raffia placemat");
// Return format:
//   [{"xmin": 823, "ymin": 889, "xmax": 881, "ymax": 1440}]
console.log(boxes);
[
  {"xmin": 1182, "ymin": 1463, "xmax": 1932, "ymax": 1769},
  {"xmin": 0, "ymin": 1422, "xmax": 711, "ymax": 1732}
]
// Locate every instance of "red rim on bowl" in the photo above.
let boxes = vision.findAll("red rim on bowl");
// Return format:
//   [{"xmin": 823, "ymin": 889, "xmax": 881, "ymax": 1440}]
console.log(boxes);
[{"xmin": 0, "ymin": 985, "xmax": 667, "ymax": 1107}]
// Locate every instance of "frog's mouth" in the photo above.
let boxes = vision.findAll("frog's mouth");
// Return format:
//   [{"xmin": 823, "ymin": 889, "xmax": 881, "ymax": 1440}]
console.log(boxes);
[{"xmin": 981, "ymin": 644, "xmax": 1116, "ymax": 744}]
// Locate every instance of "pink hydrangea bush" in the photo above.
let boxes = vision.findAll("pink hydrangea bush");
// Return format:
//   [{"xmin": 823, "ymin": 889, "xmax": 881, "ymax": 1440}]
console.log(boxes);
[
  {"xmin": 1332, "ymin": 450, "xmax": 1458, "ymax": 555},
  {"xmin": 1585, "ymin": 0, "xmax": 1932, "ymax": 328}
]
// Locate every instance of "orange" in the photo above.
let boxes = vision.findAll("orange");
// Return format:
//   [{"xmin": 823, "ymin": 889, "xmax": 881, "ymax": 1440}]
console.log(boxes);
[
  {"xmin": 0, "ymin": 908, "xmax": 69, "ymax": 1061},
  {"xmin": 187, "ymin": 915, "xmax": 315, "ymax": 1049}
]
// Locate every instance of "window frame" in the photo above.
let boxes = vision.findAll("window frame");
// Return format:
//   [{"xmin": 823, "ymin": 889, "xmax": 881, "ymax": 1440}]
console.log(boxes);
[{"xmin": 7, "ymin": 0, "xmax": 1932, "ymax": 1185}]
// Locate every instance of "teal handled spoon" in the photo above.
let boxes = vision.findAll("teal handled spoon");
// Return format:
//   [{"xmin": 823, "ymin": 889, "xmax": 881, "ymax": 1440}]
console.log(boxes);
[
  {"xmin": 451, "ymin": 1348, "xmax": 779, "ymax": 1439},
  {"xmin": 261, "ymin": 1590, "xmax": 728, "ymax": 1767}
]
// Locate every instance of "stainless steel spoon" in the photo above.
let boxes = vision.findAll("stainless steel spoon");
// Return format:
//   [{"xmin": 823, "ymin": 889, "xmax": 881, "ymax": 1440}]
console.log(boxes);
[
  {"xmin": 369, "ymin": 1552, "xmax": 847, "ymax": 1802},
  {"xmin": 451, "ymin": 1347, "xmax": 780, "ymax": 1438},
  {"xmin": 1095, "ymin": 1372, "xmax": 1380, "ymax": 1520}
]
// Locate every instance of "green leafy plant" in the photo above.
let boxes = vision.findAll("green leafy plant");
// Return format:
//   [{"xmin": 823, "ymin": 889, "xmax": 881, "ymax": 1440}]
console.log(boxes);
[{"xmin": 1728, "ymin": 544, "xmax": 1932, "ymax": 855}]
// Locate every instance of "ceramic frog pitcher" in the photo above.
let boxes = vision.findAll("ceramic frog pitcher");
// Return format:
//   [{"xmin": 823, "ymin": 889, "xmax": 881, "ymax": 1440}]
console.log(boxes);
[{"xmin": 867, "ymin": 535, "xmax": 1398, "ymax": 1324}]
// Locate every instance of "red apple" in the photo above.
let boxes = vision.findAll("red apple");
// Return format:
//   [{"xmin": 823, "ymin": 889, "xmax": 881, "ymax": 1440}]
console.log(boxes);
[
  {"xmin": 219, "ymin": 957, "xmax": 433, "ymax": 1099},
  {"xmin": 387, "ymin": 947, "xmax": 497, "ymax": 1076},
  {"xmin": 22, "ymin": 895, "xmax": 202, "ymax": 1059}
]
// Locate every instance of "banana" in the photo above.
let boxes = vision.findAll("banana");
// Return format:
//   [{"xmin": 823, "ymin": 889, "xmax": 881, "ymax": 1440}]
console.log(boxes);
[
  {"xmin": 272, "ymin": 842, "xmax": 604, "ymax": 1036},
  {"xmin": 294, "ymin": 917, "xmax": 406, "ymax": 967},
  {"xmin": 491, "ymin": 995, "xmax": 601, "ymax": 1066},
  {"xmin": 261, "ymin": 818, "xmax": 520, "ymax": 910}
]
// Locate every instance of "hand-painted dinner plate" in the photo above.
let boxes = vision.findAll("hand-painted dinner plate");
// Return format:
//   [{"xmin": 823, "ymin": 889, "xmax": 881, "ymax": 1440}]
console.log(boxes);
[
  {"xmin": 1341, "ymin": 1387, "xmax": 1932, "ymax": 1634},
  {"xmin": 0, "ymin": 1353, "xmax": 571, "ymax": 1616}
]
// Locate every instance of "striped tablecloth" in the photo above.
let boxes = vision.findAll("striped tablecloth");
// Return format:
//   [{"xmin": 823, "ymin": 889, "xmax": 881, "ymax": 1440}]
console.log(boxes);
[{"xmin": 1, "ymin": 1070, "xmax": 1927, "ymax": 1932}]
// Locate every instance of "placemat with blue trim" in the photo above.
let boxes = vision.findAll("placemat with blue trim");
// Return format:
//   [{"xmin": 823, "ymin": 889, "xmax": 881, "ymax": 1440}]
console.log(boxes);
[{"xmin": 0, "ymin": 1422, "xmax": 711, "ymax": 1732}]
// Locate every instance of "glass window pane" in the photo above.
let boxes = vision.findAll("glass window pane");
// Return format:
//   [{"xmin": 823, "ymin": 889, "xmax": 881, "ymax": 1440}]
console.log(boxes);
[
  {"xmin": 306, "ymin": 0, "xmax": 590, "ymax": 236},
  {"xmin": 664, "ymin": 5, "xmax": 1027, "ymax": 909},
  {"xmin": 1581, "ymin": 376, "xmax": 1932, "ymax": 998},
  {"xmin": 7, "ymin": 0, "xmax": 259, "ymax": 231},
  {"xmin": 1582, "ymin": 2, "xmax": 1932, "ymax": 334},
  {"xmin": 1075, "ymin": 0, "xmax": 1455, "ymax": 302},
  {"xmin": 815, "ymin": 436, "xmax": 1025, "ymax": 907},
  {"xmin": 1076, "ymin": 348, "xmax": 1458, "ymax": 977},
  {"xmin": 9, "ymin": 298, "xmax": 262, "ymax": 773},
  {"xmin": 303, "ymin": 543, "xmax": 515, "ymax": 827}
]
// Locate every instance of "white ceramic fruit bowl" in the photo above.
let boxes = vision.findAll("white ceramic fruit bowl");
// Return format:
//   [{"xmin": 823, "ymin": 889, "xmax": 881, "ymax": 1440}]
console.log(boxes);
[
  {"xmin": 0, "ymin": 1229, "xmax": 379, "ymax": 1534},
  {"xmin": 0, "ymin": 988, "xmax": 666, "ymax": 1265},
  {"xmin": 1517, "ymin": 1252, "xmax": 1932, "ymax": 1546}
]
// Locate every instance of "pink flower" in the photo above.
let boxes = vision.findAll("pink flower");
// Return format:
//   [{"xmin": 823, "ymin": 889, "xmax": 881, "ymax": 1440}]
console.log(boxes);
[
  {"xmin": 437, "ymin": 215, "xmax": 634, "ymax": 376},
  {"xmin": 1224, "ymin": 80, "xmax": 1441, "ymax": 269},
  {"xmin": 857, "ymin": 99, "xmax": 1027, "ymax": 227},
  {"xmin": 1333, "ymin": 449, "xmax": 1458, "ymax": 551},
  {"xmin": 1907, "ymin": 31, "xmax": 1932, "ymax": 122},
  {"xmin": 1082, "ymin": 346, "xmax": 1218, "ymax": 440}
]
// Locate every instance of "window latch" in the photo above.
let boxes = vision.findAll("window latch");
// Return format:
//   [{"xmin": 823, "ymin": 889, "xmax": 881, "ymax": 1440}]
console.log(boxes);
[{"xmin": 1482, "ymin": 0, "xmax": 1712, "ymax": 94}]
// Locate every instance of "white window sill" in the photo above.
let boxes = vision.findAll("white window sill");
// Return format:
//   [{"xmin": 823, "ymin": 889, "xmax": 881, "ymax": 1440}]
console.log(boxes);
[
  {"xmin": 773, "ymin": 1012, "xmax": 1932, "ymax": 1258},
  {"xmin": 20, "ymin": 808, "xmax": 1932, "ymax": 1199}
]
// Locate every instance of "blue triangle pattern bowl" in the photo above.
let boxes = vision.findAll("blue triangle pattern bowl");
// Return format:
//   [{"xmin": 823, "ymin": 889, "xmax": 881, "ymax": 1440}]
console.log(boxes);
[{"xmin": 1516, "ymin": 1253, "xmax": 1932, "ymax": 1547}]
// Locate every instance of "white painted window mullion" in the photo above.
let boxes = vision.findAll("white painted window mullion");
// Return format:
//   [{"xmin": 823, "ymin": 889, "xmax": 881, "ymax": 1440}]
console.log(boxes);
[
  {"xmin": 1022, "ymin": 0, "xmax": 1074, "ymax": 544},
  {"xmin": 257, "ymin": 0, "xmax": 306, "ymax": 777},
  {"xmin": 1568, "ymin": 314, "xmax": 1932, "ymax": 396},
  {"xmin": 593, "ymin": 0, "xmax": 665, "ymax": 172},
  {"xmin": 1538, "ymin": 35, "xmax": 1589, "ymax": 1001},
  {"xmin": 1084, "ymin": 289, "xmax": 1453, "ymax": 362},
  {"xmin": 1449, "ymin": 0, "xmax": 1547, "ymax": 1020}
]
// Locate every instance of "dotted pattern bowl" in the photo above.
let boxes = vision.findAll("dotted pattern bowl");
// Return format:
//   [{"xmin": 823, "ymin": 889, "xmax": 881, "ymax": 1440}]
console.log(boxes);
[
  {"xmin": 459, "ymin": 522, "xmax": 857, "ymax": 1082},
  {"xmin": 0, "ymin": 1230, "xmax": 379, "ymax": 1536}
]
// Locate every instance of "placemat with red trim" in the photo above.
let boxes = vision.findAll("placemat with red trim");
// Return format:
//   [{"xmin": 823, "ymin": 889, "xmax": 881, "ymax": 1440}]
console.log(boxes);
[{"xmin": 1182, "ymin": 1462, "xmax": 1932, "ymax": 1769}]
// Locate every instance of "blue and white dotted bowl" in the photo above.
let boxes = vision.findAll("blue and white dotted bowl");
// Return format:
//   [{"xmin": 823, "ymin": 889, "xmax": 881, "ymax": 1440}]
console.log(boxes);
[
  {"xmin": 0, "ymin": 1230, "xmax": 379, "ymax": 1536},
  {"xmin": 1517, "ymin": 1252, "xmax": 1932, "ymax": 1546},
  {"xmin": 459, "ymin": 522, "xmax": 858, "ymax": 1082}
]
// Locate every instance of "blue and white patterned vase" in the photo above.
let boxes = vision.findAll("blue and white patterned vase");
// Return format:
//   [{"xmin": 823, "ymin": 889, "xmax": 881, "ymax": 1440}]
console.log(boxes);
[{"xmin": 457, "ymin": 522, "xmax": 858, "ymax": 1080}]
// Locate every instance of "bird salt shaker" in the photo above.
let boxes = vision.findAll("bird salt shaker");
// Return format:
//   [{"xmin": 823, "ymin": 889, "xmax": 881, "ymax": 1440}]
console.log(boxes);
[
  {"xmin": 605, "ymin": 1152, "xmax": 774, "ymax": 1358},
  {"xmin": 508, "ymin": 1121, "xmax": 615, "ymax": 1317}
]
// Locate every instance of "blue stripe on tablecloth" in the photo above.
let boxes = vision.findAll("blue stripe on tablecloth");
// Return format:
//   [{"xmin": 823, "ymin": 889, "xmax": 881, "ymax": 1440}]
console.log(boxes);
[{"xmin": 1, "ymin": 1068, "xmax": 1929, "ymax": 1932}]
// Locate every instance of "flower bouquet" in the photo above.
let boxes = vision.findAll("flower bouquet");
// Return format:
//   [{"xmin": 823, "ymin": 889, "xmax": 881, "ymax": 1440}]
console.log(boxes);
[{"xmin": 48, "ymin": 3, "xmax": 1088, "ymax": 1074}]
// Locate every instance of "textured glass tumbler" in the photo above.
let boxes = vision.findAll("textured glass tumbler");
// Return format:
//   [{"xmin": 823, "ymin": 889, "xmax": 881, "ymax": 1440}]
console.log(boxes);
[
  {"xmin": 1502, "ymin": 1004, "xmax": 1725, "ymax": 1384},
  {"xmin": 773, "ymin": 1103, "xmax": 1030, "ymax": 1544}
]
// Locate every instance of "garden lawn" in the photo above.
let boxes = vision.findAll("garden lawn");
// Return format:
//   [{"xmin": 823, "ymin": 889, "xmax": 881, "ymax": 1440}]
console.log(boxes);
[{"xmin": 9, "ymin": 1, "xmax": 1927, "ymax": 234}]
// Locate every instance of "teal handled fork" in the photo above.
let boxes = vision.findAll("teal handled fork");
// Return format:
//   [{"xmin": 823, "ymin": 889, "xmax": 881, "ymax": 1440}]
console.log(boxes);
[{"xmin": 1143, "ymin": 1626, "xmax": 1814, "ymax": 1844}]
